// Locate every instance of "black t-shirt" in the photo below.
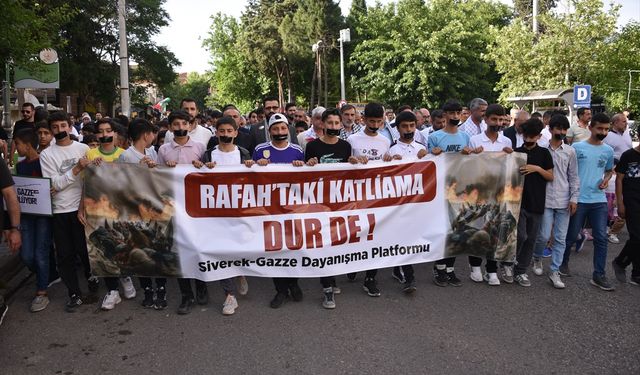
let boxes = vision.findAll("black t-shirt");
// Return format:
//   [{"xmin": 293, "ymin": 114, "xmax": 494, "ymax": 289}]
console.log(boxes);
[
  {"xmin": 0, "ymin": 158, "xmax": 15, "ymax": 229},
  {"xmin": 13, "ymin": 119, "xmax": 35, "ymax": 135},
  {"xmin": 615, "ymin": 147, "xmax": 640, "ymax": 205},
  {"xmin": 304, "ymin": 138, "xmax": 352, "ymax": 163},
  {"xmin": 515, "ymin": 145, "xmax": 554, "ymax": 214}
]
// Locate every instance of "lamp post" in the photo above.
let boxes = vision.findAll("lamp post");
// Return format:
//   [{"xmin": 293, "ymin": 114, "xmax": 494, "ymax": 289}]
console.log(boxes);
[
  {"xmin": 338, "ymin": 28, "xmax": 350, "ymax": 102},
  {"xmin": 117, "ymin": 0, "xmax": 130, "ymax": 117}
]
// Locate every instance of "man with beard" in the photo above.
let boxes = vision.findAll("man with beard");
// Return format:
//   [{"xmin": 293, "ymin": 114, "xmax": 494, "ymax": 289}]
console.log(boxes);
[
  {"xmin": 459, "ymin": 98, "xmax": 488, "ymax": 138},
  {"xmin": 163, "ymin": 98, "xmax": 212, "ymax": 147},
  {"xmin": 249, "ymin": 97, "xmax": 298, "ymax": 147}
]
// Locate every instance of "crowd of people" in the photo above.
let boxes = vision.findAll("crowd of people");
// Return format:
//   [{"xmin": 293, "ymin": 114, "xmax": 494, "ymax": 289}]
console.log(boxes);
[{"xmin": 0, "ymin": 95, "xmax": 638, "ymax": 321}]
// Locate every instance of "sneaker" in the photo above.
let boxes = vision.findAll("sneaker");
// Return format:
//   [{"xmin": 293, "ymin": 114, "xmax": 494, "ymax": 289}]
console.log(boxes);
[
  {"xmin": 141, "ymin": 287, "xmax": 154, "ymax": 308},
  {"xmin": 392, "ymin": 267, "xmax": 406, "ymax": 283},
  {"xmin": 483, "ymin": 272, "xmax": 500, "ymax": 286},
  {"xmin": 514, "ymin": 273, "xmax": 531, "ymax": 287},
  {"xmin": 270, "ymin": 292, "xmax": 288, "ymax": 308},
  {"xmin": 608, "ymin": 233, "xmax": 620, "ymax": 244},
  {"xmin": 501, "ymin": 264, "xmax": 514, "ymax": 283},
  {"xmin": 87, "ymin": 276, "xmax": 100, "ymax": 294},
  {"xmin": 447, "ymin": 271, "xmax": 462, "ymax": 287},
  {"xmin": 402, "ymin": 279, "xmax": 417, "ymax": 294},
  {"xmin": 222, "ymin": 294, "xmax": 238, "ymax": 315},
  {"xmin": 196, "ymin": 286, "xmax": 209, "ymax": 305},
  {"xmin": 65, "ymin": 294, "xmax": 83, "ymax": 313},
  {"xmin": 533, "ymin": 258, "xmax": 544, "ymax": 276},
  {"xmin": 101, "ymin": 290, "xmax": 122, "ymax": 310},
  {"xmin": 236, "ymin": 276, "xmax": 249, "ymax": 296},
  {"xmin": 612, "ymin": 260, "xmax": 627, "ymax": 283},
  {"xmin": 289, "ymin": 282, "xmax": 303, "ymax": 302},
  {"xmin": 559, "ymin": 264, "xmax": 572, "ymax": 277},
  {"xmin": 542, "ymin": 247, "xmax": 552, "ymax": 258},
  {"xmin": 363, "ymin": 278, "xmax": 381, "ymax": 297},
  {"xmin": 0, "ymin": 302, "xmax": 7, "ymax": 326},
  {"xmin": 48, "ymin": 277, "xmax": 62, "ymax": 288},
  {"xmin": 548, "ymin": 271, "xmax": 566, "ymax": 289},
  {"xmin": 120, "ymin": 277, "xmax": 136, "ymax": 299},
  {"xmin": 177, "ymin": 295, "xmax": 195, "ymax": 314},
  {"xmin": 469, "ymin": 266, "xmax": 483, "ymax": 282},
  {"xmin": 346, "ymin": 273, "xmax": 357, "ymax": 282},
  {"xmin": 433, "ymin": 268, "xmax": 448, "ymax": 287},
  {"xmin": 590, "ymin": 275, "xmax": 615, "ymax": 291},
  {"xmin": 332, "ymin": 286, "xmax": 342, "ymax": 295},
  {"xmin": 154, "ymin": 287, "xmax": 167, "ymax": 310},
  {"xmin": 322, "ymin": 287, "xmax": 336, "ymax": 309},
  {"xmin": 629, "ymin": 276, "xmax": 640, "ymax": 286},
  {"xmin": 575, "ymin": 233, "xmax": 586, "ymax": 253},
  {"xmin": 30, "ymin": 294, "xmax": 50, "ymax": 312}
]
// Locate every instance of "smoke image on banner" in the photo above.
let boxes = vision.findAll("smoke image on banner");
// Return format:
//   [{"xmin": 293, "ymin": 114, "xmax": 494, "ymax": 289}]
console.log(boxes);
[
  {"xmin": 83, "ymin": 164, "xmax": 182, "ymax": 277},
  {"xmin": 443, "ymin": 153, "xmax": 525, "ymax": 261}
]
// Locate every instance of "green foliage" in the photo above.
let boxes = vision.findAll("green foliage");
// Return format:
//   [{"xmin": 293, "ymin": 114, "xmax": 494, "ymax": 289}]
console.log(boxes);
[
  {"xmin": 490, "ymin": 0, "xmax": 639, "ymax": 112},
  {"xmin": 161, "ymin": 72, "xmax": 211, "ymax": 111}
]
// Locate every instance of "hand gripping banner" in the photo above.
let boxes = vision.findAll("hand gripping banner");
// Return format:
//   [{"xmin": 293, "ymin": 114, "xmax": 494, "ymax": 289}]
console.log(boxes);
[{"xmin": 83, "ymin": 153, "xmax": 526, "ymax": 280}]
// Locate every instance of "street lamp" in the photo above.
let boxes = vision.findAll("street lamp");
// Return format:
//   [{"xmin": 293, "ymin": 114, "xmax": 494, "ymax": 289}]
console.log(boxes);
[{"xmin": 338, "ymin": 29, "xmax": 350, "ymax": 102}]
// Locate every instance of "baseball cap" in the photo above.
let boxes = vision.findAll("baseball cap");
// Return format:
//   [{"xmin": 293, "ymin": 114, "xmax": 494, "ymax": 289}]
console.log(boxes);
[{"xmin": 268, "ymin": 113, "xmax": 289, "ymax": 128}]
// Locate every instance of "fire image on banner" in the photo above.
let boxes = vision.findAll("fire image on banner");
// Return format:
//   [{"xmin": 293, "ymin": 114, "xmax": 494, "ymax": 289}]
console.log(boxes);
[
  {"xmin": 83, "ymin": 164, "xmax": 182, "ymax": 277},
  {"xmin": 443, "ymin": 153, "xmax": 525, "ymax": 261}
]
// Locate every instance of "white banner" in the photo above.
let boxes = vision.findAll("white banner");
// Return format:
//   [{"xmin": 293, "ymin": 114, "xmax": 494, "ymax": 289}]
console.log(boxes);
[
  {"xmin": 8, "ymin": 176, "xmax": 53, "ymax": 216},
  {"xmin": 83, "ymin": 153, "xmax": 526, "ymax": 280}
]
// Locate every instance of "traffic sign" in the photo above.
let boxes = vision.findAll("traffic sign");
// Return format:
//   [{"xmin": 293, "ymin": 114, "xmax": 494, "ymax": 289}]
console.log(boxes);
[{"xmin": 573, "ymin": 85, "xmax": 591, "ymax": 108}]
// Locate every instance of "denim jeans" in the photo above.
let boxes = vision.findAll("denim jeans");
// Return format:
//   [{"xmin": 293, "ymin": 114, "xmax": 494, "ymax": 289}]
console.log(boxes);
[
  {"xmin": 562, "ymin": 202, "xmax": 608, "ymax": 278},
  {"xmin": 533, "ymin": 208, "xmax": 571, "ymax": 272},
  {"xmin": 20, "ymin": 215, "xmax": 53, "ymax": 291}
]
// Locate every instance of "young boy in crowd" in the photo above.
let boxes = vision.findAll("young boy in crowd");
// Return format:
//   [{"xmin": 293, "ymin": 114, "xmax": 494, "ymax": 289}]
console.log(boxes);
[
  {"xmin": 305, "ymin": 108, "xmax": 351, "ymax": 308},
  {"xmin": 387, "ymin": 111, "xmax": 427, "ymax": 293},
  {"xmin": 198, "ymin": 116, "xmax": 251, "ymax": 315},
  {"xmin": 158, "ymin": 110, "xmax": 207, "ymax": 314},
  {"xmin": 14, "ymin": 129, "xmax": 53, "ymax": 312},
  {"xmin": 612, "ymin": 142, "xmax": 640, "ymax": 285},
  {"xmin": 428, "ymin": 100, "xmax": 473, "ymax": 287},
  {"xmin": 507, "ymin": 118, "xmax": 554, "ymax": 287},
  {"xmin": 36, "ymin": 122, "xmax": 54, "ymax": 153},
  {"xmin": 117, "ymin": 118, "xmax": 168, "ymax": 310},
  {"xmin": 561, "ymin": 113, "xmax": 615, "ymax": 291},
  {"xmin": 249, "ymin": 113, "xmax": 305, "ymax": 308},
  {"xmin": 40, "ymin": 112, "xmax": 98, "ymax": 312},
  {"xmin": 82, "ymin": 119, "xmax": 137, "ymax": 311},
  {"xmin": 531, "ymin": 114, "xmax": 579, "ymax": 289},
  {"xmin": 82, "ymin": 134, "xmax": 99, "ymax": 149},
  {"xmin": 346, "ymin": 102, "xmax": 395, "ymax": 297},
  {"xmin": 468, "ymin": 104, "xmax": 513, "ymax": 285}
]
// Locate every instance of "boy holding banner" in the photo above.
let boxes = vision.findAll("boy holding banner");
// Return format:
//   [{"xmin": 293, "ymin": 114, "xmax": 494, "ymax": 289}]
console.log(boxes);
[
  {"xmin": 40, "ymin": 112, "xmax": 98, "ymax": 312},
  {"xmin": 14, "ymin": 129, "xmax": 53, "ymax": 312},
  {"xmin": 198, "ymin": 116, "xmax": 252, "ymax": 315},
  {"xmin": 388, "ymin": 110, "xmax": 427, "ymax": 293},
  {"xmin": 305, "ymin": 108, "xmax": 352, "ymax": 308},
  {"xmin": 117, "ymin": 118, "xmax": 169, "ymax": 310},
  {"xmin": 158, "ymin": 110, "xmax": 208, "ymax": 314},
  {"xmin": 249, "ymin": 113, "xmax": 305, "ymax": 309},
  {"xmin": 428, "ymin": 100, "xmax": 473, "ymax": 287}
]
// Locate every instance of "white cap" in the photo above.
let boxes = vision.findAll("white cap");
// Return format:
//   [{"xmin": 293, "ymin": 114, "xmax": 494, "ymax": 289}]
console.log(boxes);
[{"xmin": 268, "ymin": 113, "xmax": 289, "ymax": 128}]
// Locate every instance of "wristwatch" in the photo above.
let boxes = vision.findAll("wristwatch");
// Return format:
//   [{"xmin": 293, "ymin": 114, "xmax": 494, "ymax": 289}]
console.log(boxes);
[{"xmin": 10, "ymin": 225, "xmax": 21, "ymax": 231}]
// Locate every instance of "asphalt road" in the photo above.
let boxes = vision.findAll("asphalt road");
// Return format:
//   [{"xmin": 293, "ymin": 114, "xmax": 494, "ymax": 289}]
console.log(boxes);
[{"xmin": 1, "ymin": 235, "xmax": 639, "ymax": 375}]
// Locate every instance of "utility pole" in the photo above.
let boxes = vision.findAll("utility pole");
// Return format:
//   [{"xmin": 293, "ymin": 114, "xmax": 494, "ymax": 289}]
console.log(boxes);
[
  {"xmin": 2, "ymin": 64, "xmax": 10, "ymax": 133},
  {"xmin": 533, "ymin": 0, "xmax": 539, "ymax": 34},
  {"xmin": 117, "ymin": 0, "xmax": 130, "ymax": 117},
  {"xmin": 338, "ymin": 28, "xmax": 351, "ymax": 102}
]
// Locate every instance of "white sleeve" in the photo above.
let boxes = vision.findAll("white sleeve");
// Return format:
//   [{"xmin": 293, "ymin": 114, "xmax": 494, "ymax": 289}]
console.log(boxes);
[{"xmin": 40, "ymin": 151, "xmax": 77, "ymax": 192}]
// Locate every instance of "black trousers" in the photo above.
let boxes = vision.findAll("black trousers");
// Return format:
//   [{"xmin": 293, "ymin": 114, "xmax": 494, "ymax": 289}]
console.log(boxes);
[
  {"xmin": 615, "ymin": 200, "xmax": 640, "ymax": 277},
  {"xmin": 178, "ymin": 278, "xmax": 207, "ymax": 297},
  {"xmin": 469, "ymin": 256, "xmax": 498, "ymax": 273},
  {"xmin": 435, "ymin": 257, "xmax": 456, "ymax": 268},
  {"xmin": 52, "ymin": 211, "xmax": 91, "ymax": 297},
  {"xmin": 139, "ymin": 277, "xmax": 167, "ymax": 289},
  {"xmin": 273, "ymin": 277, "xmax": 299, "ymax": 294}
]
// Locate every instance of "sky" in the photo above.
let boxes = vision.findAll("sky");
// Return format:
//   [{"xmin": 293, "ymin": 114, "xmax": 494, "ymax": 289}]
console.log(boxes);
[{"xmin": 153, "ymin": 0, "xmax": 640, "ymax": 74}]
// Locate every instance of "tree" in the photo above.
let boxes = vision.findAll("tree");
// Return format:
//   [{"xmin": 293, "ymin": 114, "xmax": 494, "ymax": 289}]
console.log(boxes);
[
  {"xmin": 161, "ymin": 72, "xmax": 211, "ymax": 111},
  {"xmin": 489, "ymin": 0, "xmax": 634, "ymax": 110},
  {"xmin": 53, "ymin": 0, "xmax": 179, "ymax": 114}
]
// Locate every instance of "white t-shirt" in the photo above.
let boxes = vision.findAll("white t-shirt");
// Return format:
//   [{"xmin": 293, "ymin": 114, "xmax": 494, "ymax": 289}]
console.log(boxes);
[
  {"xmin": 40, "ymin": 141, "xmax": 90, "ymax": 214},
  {"xmin": 469, "ymin": 132, "xmax": 513, "ymax": 152},
  {"xmin": 347, "ymin": 131, "xmax": 391, "ymax": 161},
  {"xmin": 604, "ymin": 129, "xmax": 633, "ymax": 160},
  {"xmin": 539, "ymin": 126, "xmax": 551, "ymax": 148},
  {"xmin": 164, "ymin": 124, "xmax": 212, "ymax": 147},
  {"xmin": 389, "ymin": 140, "xmax": 427, "ymax": 157},
  {"xmin": 211, "ymin": 146, "xmax": 241, "ymax": 166}
]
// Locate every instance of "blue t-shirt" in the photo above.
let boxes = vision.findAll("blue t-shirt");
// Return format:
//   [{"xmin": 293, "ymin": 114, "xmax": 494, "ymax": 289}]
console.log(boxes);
[
  {"xmin": 427, "ymin": 129, "xmax": 470, "ymax": 153},
  {"xmin": 253, "ymin": 142, "xmax": 304, "ymax": 164},
  {"xmin": 573, "ymin": 141, "xmax": 614, "ymax": 203}
]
